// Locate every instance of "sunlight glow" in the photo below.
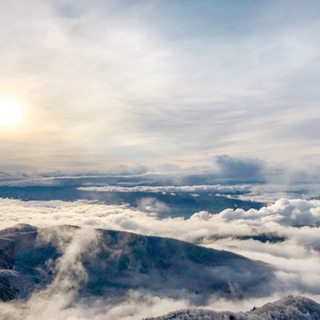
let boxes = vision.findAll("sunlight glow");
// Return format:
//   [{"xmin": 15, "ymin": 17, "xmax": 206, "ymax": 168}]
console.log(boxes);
[{"xmin": 0, "ymin": 101, "xmax": 22, "ymax": 127}]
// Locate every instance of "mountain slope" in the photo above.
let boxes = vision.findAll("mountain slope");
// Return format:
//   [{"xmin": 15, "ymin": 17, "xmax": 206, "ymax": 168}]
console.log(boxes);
[
  {"xmin": 147, "ymin": 296, "xmax": 320, "ymax": 320},
  {"xmin": 0, "ymin": 224, "xmax": 274, "ymax": 303}
]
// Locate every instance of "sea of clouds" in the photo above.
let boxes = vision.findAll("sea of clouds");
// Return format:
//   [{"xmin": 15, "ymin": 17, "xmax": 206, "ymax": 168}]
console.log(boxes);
[{"xmin": 0, "ymin": 189, "xmax": 320, "ymax": 319}]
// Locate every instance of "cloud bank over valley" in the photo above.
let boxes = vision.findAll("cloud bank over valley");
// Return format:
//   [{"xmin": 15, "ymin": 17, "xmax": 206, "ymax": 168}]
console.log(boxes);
[{"xmin": 1, "ymin": 186, "xmax": 320, "ymax": 318}]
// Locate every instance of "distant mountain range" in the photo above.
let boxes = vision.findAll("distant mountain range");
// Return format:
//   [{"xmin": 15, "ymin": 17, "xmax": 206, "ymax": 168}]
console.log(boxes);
[
  {"xmin": 146, "ymin": 296, "xmax": 320, "ymax": 320},
  {"xmin": 0, "ymin": 224, "xmax": 274, "ymax": 303}
]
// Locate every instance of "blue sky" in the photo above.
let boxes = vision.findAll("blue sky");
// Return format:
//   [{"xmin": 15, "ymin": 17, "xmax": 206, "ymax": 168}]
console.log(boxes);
[{"xmin": 1, "ymin": 0, "xmax": 320, "ymax": 174}]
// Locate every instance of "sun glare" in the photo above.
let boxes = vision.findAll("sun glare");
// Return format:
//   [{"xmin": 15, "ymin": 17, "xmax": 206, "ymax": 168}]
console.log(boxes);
[{"xmin": 0, "ymin": 101, "xmax": 22, "ymax": 127}]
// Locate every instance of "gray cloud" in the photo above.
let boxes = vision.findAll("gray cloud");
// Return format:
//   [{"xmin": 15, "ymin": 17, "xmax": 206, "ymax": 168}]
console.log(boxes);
[
  {"xmin": 215, "ymin": 155, "xmax": 266, "ymax": 183},
  {"xmin": 1, "ymin": 1, "xmax": 320, "ymax": 171}
]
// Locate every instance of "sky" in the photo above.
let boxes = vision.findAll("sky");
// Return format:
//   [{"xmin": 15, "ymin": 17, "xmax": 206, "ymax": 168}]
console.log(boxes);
[
  {"xmin": 1, "ymin": 0, "xmax": 320, "ymax": 174},
  {"xmin": 1, "ymin": 2, "xmax": 320, "ymax": 317}
]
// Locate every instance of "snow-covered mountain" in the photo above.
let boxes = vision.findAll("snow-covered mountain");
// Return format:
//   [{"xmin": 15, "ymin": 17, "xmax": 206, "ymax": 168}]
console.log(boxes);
[{"xmin": 146, "ymin": 296, "xmax": 320, "ymax": 320}]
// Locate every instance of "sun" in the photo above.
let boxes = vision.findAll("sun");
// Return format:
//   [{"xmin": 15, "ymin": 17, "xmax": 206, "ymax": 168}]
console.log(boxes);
[{"xmin": 0, "ymin": 101, "xmax": 22, "ymax": 127}]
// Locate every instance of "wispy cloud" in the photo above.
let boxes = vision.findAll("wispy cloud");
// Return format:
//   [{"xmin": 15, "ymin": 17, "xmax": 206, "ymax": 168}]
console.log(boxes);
[{"xmin": 1, "ymin": 0, "xmax": 320, "ymax": 171}]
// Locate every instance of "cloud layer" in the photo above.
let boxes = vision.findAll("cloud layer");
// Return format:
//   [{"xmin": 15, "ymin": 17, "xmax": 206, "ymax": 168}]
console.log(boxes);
[
  {"xmin": 1, "ymin": 195, "xmax": 320, "ymax": 318},
  {"xmin": 1, "ymin": 0, "xmax": 320, "ymax": 171},
  {"xmin": 0, "ymin": 196, "xmax": 319, "ymax": 319},
  {"xmin": 1, "ymin": 197, "xmax": 320, "ymax": 295}
]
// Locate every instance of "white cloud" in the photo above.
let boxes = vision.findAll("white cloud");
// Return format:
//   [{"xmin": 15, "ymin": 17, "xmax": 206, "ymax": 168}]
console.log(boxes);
[
  {"xmin": 1, "ymin": 196, "xmax": 320, "ymax": 317},
  {"xmin": 1, "ymin": 197, "xmax": 320, "ymax": 297},
  {"xmin": 78, "ymin": 184, "xmax": 251, "ymax": 194},
  {"xmin": 136, "ymin": 197, "xmax": 169, "ymax": 213}
]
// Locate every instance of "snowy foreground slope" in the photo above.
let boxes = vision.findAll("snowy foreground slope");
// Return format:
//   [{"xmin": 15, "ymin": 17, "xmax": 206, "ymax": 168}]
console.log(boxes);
[{"xmin": 146, "ymin": 296, "xmax": 320, "ymax": 320}]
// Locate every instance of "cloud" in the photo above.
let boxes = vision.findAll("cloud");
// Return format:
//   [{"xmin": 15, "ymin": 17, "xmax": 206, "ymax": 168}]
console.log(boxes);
[
  {"xmin": 78, "ymin": 184, "xmax": 251, "ymax": 194},
  {"xmin": 1, "ymin": 197, "xmax": 320, "ymax": 298},
  {"xmin": 136, "ymin": 197, "xmax": 169, "ymax": 213},
  {"xmin": 215, "ymin": 155, "xmax": 266, "ymax": 183},
  {"xmin": 1, "ymin": 196, "xmax": 320, "ymax": 317},
  {"xmin": 1, "ymin": 1, "xmax": 320, "ymax": 171}
]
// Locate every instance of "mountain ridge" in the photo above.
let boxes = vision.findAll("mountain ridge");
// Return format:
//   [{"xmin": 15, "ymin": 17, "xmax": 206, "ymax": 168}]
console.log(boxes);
[{"xmin": 0, "ymin": 224, "xmax": 274, "ymax": 303}]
